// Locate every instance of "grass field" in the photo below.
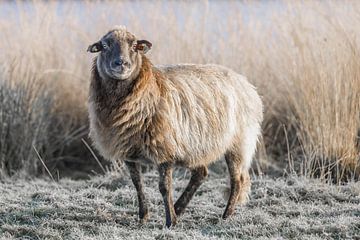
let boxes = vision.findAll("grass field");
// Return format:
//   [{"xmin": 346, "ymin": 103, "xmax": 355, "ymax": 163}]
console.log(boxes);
[
  {"xmin": 1, "ymin": 169, "xmax": 359, "ymax": 239},
  {"xmin": 0, "ymin": 0, "xmax": 359, "ymax": 239}
]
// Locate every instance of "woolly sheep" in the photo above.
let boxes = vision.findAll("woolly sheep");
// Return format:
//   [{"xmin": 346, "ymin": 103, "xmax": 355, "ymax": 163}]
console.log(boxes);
[{"xmin": 87, "ymin": 26, "xmax": 263, "ymax": 227}]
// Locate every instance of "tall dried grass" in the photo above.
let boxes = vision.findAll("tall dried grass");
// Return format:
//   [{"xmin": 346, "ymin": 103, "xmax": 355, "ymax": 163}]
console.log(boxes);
[
  {"xmin": 0, "ymin": 78, "xmax": 51, "ymax": 177},
  {"xmin": 0, "ymin": 1, "xmax": 359, "ymax": 181}
]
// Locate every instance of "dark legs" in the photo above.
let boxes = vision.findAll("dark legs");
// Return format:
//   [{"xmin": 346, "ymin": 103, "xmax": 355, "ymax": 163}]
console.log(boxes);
[
  {"xmin": 125, "ymin": 161, "xmax": 149, "ymax": 223},
  {"xmin": 127, "ymin": 160, "xmax": 207, "ymax": 227},
  {"xmin": 174, "ymin": 166, "xmax": 208, "ymax": 216},
  {"xmin": 158, "ymin": 162, "xmax": 177, "ymax": 227},
  {"xmin": 222, "ymin": 151, "xmax": 251, "ymax": 219},
  {"xmin": 127, "ymin": 151, "xmax": 249, "ymax": 226}
]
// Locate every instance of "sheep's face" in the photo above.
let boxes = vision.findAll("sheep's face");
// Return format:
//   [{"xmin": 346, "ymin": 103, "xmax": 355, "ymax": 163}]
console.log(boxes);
[{"xmin": 88, "ymin": 28, "xmax": 152, "ymax": 80}]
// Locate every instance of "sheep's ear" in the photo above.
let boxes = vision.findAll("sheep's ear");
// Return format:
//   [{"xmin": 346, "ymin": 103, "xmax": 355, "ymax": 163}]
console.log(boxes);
[
  {"xmin": 87, "ymin": 41, "xmax": 103, "ymax": 53},
  {"xmin": 135, "ymin": 40, "xmax": 152, "ymax": 54}
]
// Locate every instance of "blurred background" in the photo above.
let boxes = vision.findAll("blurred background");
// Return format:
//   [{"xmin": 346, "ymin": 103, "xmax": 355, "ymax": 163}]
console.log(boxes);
[{"xmin": 0, "ymin": 0, "xmax": 359, "ymax": 182}]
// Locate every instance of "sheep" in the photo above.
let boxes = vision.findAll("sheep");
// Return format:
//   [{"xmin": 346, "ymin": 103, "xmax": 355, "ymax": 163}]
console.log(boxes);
[{"xmin": 87, "ymin": 26, "xmax": 263, "ymax": 227}]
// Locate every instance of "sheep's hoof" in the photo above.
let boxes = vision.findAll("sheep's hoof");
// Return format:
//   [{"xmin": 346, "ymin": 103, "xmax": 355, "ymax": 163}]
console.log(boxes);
[
  {"xmin": 139, "ymin": 210, "xmax": 149, "ymax": 224},
  {"xmin": 139, "ymin": 218, "xmax": 148, "ymax": 224},
  {"xmin": 165, "ymin": 216, "xmax": 177, "ymax": 228},
  {"xmin": 222, "ymin": 208, "xmax": 235, "ymax": 220}
]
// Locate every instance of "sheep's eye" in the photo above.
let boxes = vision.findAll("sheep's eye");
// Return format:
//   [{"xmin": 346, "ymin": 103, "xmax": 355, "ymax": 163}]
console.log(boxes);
[
  {"xmin": 131, "ymin": 43, "xmax": 137, "ymax": 51},
  {"xmin": 102, "ymin": 42, "xmax": 109, "ymax": 50}
]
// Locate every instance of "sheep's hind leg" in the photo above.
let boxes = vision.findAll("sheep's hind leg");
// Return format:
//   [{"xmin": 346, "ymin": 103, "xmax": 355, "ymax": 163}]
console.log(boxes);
[
  {"xmin": 174, "ymin": 166, "xmax": 208, "ymax": 216},
  {"xmin": 125, "ymin": 161, "xmax": 149, "ymax": 223},
  {"xmin": 222, "ymin": 151, "xmax": 251, "ymax": 219},
  {"xmin": 158, "ymin": 162, "xmax": 177, "ymax": 227}
]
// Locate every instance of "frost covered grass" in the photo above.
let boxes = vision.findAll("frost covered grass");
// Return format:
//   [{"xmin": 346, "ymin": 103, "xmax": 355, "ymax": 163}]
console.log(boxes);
[{"xmin": 0, "ymin": 170, "xmax": 359, "ymax": 239}]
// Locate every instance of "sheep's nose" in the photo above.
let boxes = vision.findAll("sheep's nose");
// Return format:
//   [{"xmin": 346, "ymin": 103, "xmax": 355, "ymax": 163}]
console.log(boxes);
[{"xmin": 113, "ymin": 59, "xmax": 123, "ymax": 67}]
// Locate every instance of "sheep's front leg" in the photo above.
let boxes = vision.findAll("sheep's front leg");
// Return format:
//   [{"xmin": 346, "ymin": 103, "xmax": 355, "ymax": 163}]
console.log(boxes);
[
  {"xmin": 125, "ymin": 161, "xmax": 149, "ymax": 223},
  {"xmin": 158, "ymin": 162, "xmax": 177, "ymax": 227}
]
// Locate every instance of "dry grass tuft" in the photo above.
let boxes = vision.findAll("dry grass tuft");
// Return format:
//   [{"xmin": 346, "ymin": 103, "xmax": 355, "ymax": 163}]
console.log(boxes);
[
  {"xmin": 0, "ymin": 1, "xmax": 359, "ymax": 181},
  {"xmin": 0, "ymin": 78, "xmax": 52, "ymax": 177}
]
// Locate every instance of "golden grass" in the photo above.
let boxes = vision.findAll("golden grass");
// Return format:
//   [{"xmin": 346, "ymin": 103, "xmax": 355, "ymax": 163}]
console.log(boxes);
[{"xmin": 0, "ymin": 0, "xmax": 359, "ymax": 181}]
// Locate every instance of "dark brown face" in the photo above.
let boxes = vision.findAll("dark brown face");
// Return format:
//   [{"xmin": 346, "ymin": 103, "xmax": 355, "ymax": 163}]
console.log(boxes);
[{"xmin": 88, "ymin": 28, "xmax": 152, "ymax": 80}]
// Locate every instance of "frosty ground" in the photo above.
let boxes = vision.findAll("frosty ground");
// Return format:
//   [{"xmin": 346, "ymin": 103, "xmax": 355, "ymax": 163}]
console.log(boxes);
[{"xmin": 0, "ymin": 168, "xmax": 359, "ymax": 240}]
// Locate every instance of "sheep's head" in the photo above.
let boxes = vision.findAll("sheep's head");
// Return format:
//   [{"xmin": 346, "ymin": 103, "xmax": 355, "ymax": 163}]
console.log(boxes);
[{"xmin": 88, "ymin": 26, "xmax": 152, "ymax": 80}]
